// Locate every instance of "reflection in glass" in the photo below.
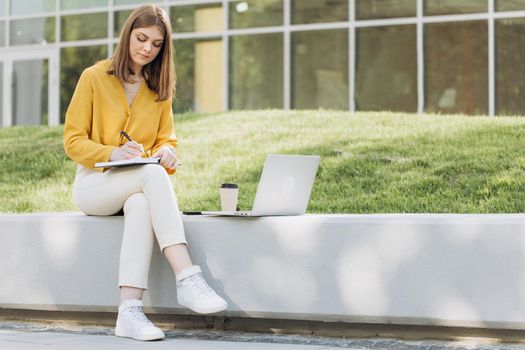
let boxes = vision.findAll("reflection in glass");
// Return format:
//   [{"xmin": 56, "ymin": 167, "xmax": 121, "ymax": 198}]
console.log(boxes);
[
  {"xmin": 356, "ymin": 25, "xmax": 417, "ymax": 112},
  {"xmin": 173, "ymin": 40, "xmax": 195, "ymax": 113},
  {"xmin": 229, "ymin": 0, "xmax": 283, "ymax": 29},
  {"xmin": 10, "ymin": 0, "xmax": 55, "ymax": 15},
  {"xmin": 425, "ymin": 21, "xmax": 488, "ymax": 115},
  {"xmin": 170, "ymin": 4, "xmax": 223, "ymax": 33},
  {"xmin": 61, "ymin": 13, "xmax": 108, "ymax": 41},
  {"xmin": 114, "ymin": 10, "xmax": 132, "ymax": 38},
  {"xmin": 292, "ymin": 0, "xmax": 348, "ymax": 24},
  {"xmin": 230, "ymin": 34, "xmax": 283, "ymax": 110},
  {"xmin": 61, "ymin": 0, "xmax": 107, "ymax": 10},
  {"xmin": 496, "ymin": 0, "xmax": 525, "ymax": 11},
  {"xmin": 13, "ymin": 59, "xmax": 48, "ymax": 125},
  {"xmin": 496, "ymin": 18, "xmax": 525, "ymax": 115},
  {"xmin": 10, "ymin": 17, "xmax": 55, "ymax": 46},
  {"xmin": 425, "ymin": 0, "xmax": 487, "ymax": 15},
  {"xmin": 356, "ymin": 0, "xmax": 416, "ymax": 20},
  {"xmin": 61, "ymin": 45, "xmax": 108, "ymax": 122},
  {"xmin": 173, "ymin": 39, "xmax": 223, "ymax": 113},
  {"xmin": 292, "ymin": 30, "xmax": 348, "ymax": 110}
]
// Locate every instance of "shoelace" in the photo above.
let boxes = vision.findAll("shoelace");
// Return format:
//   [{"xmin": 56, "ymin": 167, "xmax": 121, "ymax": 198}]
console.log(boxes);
[
  {"xmin": 127, "ymin": 306, "xmax": 154, "ymax": 327},
  {"xmin": 186, "ymin": 273, "xmax": 215, "ymax": 298}
]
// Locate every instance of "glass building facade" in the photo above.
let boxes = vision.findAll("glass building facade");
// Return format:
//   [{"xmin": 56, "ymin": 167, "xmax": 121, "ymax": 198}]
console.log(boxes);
[{"xmin": 1, "ymin": 0, "xmax": 525, "ymax": 126}]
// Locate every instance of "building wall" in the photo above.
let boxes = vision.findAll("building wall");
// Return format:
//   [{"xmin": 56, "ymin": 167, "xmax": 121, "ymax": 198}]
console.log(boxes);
[{"xmin": 0, "ymin": 0, "xmax": 525, "ymax": 126}]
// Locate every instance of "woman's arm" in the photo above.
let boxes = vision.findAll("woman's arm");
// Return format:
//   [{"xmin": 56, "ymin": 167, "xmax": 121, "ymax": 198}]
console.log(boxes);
[
  {"xmin": 151, "ymin": 100, "xmax": 178, "ymax": 174},
  {"xmin": 63, "ymin": 69, "xmax": 117, "ymax": 169}
]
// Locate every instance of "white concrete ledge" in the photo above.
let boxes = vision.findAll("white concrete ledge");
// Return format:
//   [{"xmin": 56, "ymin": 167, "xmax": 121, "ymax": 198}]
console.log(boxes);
[{"xmin": 1, "ymin": 212, "xmax": 525, "ymax": 330}]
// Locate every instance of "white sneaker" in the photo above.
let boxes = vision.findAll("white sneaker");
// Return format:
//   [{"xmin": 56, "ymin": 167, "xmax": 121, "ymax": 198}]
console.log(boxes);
[
  {"xmin": 115, "ymin": 299, "xmax": 165, "ymax": 341},
  {"xmin": 176, "ymin": 265, "xmax": 228, "ymax": 314}
]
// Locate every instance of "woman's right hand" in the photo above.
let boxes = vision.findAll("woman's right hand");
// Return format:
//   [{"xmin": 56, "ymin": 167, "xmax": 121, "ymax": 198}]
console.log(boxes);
[{"xmin": 109, "ymin": 141, "xmax": 145, "ymax": 161}]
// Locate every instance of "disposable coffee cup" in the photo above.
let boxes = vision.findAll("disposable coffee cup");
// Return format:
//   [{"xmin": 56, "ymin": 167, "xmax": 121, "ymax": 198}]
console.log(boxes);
[{"xmin": 220, "ymin": 183, "xmax": 239, "ymax": 212}]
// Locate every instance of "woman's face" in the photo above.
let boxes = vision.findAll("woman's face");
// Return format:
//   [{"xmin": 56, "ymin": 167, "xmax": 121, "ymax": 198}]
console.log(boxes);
[{"xmin": 128, "ymin": 25, "xmax": 164, "ymax": 73}]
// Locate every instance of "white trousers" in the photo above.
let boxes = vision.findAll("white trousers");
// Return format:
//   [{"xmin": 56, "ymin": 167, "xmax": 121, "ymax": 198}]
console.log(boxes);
[{"xmin": 72, "ymin": 164, "xmax": 187, "ymax": 290}]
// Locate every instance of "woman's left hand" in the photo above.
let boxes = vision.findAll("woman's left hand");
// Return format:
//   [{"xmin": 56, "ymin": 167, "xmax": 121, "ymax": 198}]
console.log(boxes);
[{"xmin": 152, "ymin": 146, "xmax": 178, "ymax": 171}]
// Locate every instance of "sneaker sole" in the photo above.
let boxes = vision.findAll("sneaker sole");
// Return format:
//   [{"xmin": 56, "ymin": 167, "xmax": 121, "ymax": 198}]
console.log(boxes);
[
  {"xmin": 178, "ymin": 300, "xmax": 228, "ymax": 314},
  {"xmin": 115, "ymin": 327, "xmax": 165, "ymax": 341}
]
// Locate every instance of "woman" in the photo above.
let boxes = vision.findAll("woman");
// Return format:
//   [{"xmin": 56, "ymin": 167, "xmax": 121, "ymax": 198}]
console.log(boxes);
[{"xmin": 63, "ymin": 4, "xmax": 227, "ymax": 341}]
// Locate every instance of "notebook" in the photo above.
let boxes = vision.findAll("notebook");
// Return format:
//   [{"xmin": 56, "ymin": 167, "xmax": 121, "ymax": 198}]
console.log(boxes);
[
  {"xmin": 94, "ymin": 158, "xmax": 182, "ymax": 169},
  {"xmin": 201, "ymin": 154, "xmax": 320, "ymax": 217},
  {"xmin": 94, "ymin": 157, "xmax": 161, "ymax": 168}
]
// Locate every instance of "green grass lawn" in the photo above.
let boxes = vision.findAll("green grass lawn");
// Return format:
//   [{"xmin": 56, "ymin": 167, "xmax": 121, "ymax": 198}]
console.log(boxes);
[{"xmin": 1, "ymin": 110, "xmax": 524, "ymax": 213}]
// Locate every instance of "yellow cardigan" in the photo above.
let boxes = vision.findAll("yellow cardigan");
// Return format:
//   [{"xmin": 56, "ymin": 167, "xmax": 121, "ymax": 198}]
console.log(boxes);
[{"xmin": 63, "ymin": 59, "xmax": 178, "ymax": 174}]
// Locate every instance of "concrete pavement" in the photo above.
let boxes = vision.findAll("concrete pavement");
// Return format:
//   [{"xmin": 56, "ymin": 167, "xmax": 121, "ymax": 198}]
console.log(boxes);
[
  {"xmin": 2, "ymin": 323, "xmax": 525, "ymax": 350},
  {"xmin": 0, "ymin": 329, "xmax": 334, "ymax": 350}
]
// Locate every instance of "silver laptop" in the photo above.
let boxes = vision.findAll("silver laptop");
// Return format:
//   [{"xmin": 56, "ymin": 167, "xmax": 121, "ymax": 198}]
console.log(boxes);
[{"xmin": 202, "ymin": 154, "xmax": 320, "ymax": 217}]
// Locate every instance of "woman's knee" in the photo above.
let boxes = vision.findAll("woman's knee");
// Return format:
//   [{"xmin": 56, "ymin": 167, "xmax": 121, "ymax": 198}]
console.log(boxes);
[{"xmin": 140, "ymin": 164, "xmax": 170, "ymax": 181}]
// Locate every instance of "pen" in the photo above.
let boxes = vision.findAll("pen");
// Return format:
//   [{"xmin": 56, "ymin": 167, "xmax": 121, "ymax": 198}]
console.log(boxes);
[{"xmin": 120, "ymin": 130, "xmax": 148, "ymax": 157}]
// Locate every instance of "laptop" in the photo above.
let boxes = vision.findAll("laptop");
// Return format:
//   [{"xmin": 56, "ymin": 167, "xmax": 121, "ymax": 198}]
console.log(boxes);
[{"xmin": 201, "ymin": 154, "xmax": 320, "ymax": 217}]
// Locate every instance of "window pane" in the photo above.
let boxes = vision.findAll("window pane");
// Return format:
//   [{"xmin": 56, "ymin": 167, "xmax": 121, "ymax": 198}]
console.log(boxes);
[
  {"xmin": 114, "ymin": 0, "xmax": 151, "ymax": 5},
  {"xmin": 10, "ymin": 17, "xmax": 55, "ymax": 45},
  {"xmin": 60, "ymin": 45, "xmax": 108, "ymax": 122},
  {"xmin": 61, "ymin": 13, "xmax": 108, "ymax": 41},
  {"xmin": 356, "ymin": 0, "xmax": 416, "ymax": 20},
  {"xmin": 356, "ymin": 25, "xmax": 417, "ymax": 112},
  {"xmin": 114, "ymin": 9, "xmax": 132, "ymax": 38},
  {"xmin": 292, "ymin": 30, "xmax": 348, "ymax": 110},
  {"xmin": 173, "ymin": 40, "xmax": 195, "ymax": 113},
  {"xmin": 292, "ymin": 0, "xmax": 348, "ymax": 24},
  {"xmin": 173, "ymin": 39, "xmax": 224, "ymax": 113},
  {"xmin": 61, "ymin": 0, "xmax": 107, "ymax": 10},
  {"xmin": 496, "ymin": 0, "xmax": 525, "ymax": 11},
  {"xmin": 10, "ymin": 0, "xmax": 55, "ymax": 15},
  {"xmin": 0, "ymin": 21, "xmax": 5, "ymax": 46},
  {"xmin": 0, "ymin": 0, "xmax": 5, "ymax": 16},
  {"xmin": 425, "ymin": 0, "xmax": 487, "ymax": 15},
  {"xmin": 230, "ymin": 34, "xmax": 283, "ymax": 110},
  {"xmin": 229, "ymin": 0, "xmax": 283, "ymax": 29},
  {"xmin": 0, "ymin": 62, "xmax": 3, "ymax": 125},
  {"xmin": 425, "ymin": 21, "xmax": 488, "ymax": 115},
  {"xmin": 13, "ymin": 59, "xmax": 48, "ymax": 125},
  {"xmin": 496, "ymin": 18, "xmax": 525, "ymax": 115},
  {"xmin": 170, "ymin": 4, "xmax": 223, "ymax": 33}
]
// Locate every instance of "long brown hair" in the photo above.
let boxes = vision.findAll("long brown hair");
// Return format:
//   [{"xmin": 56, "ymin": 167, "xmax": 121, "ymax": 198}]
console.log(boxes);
[{"xmin": 108, "ymin": 4, "xmax": 175, "ymax": 101}]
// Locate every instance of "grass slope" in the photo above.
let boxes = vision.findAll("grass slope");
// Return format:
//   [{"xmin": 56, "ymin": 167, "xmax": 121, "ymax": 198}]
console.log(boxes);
[{"xmin": 1, "ymin": 110, "xmax": 524, "ymax": 213}]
